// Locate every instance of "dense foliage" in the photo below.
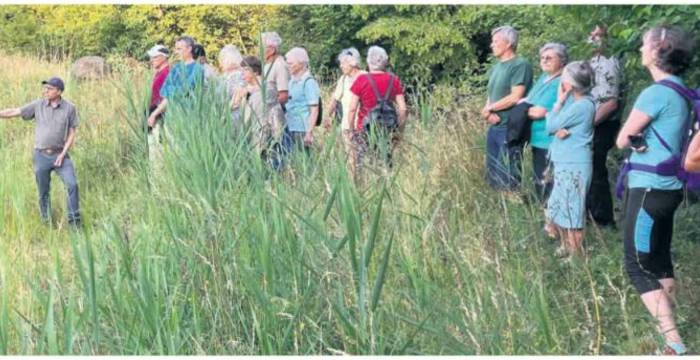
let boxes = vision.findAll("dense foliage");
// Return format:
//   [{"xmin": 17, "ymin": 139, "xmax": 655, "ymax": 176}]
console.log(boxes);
[
  {"xmin": 1, "ymin": 4, "xmax": 697, "ymax": 109},
  {"xmin": 0, "ymin": 5, "xmax": 699, "ymax": 355}
]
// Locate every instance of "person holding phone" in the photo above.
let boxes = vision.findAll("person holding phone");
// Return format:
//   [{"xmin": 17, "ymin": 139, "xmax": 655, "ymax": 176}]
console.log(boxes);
[{"xmin": 615, "ymin": 25, "xmax": 693, "ymax": 356}]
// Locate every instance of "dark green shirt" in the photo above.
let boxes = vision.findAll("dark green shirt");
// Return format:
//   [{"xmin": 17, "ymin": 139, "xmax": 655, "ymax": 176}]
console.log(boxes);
[{"xmin": 486, "ymin": 56, "xmax": 533, "ymax": 128}]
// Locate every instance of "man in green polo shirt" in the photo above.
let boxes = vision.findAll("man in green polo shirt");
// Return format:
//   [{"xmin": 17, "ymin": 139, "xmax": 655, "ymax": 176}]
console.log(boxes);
[
  {"xmin": 0, "ymin": 77, "xmax": 81, "ymax": 227},
  {"xmin": 481, "ymin": 25, "xmax": 533, "ymax": 191}
]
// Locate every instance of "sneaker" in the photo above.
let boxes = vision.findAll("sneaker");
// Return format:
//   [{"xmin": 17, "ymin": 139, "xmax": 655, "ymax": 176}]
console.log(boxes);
[
  {"xmin": 68, "ymin": 219, "xmax": 82, "ymax": 230},
  {"xmin": 554, "ymin": 246, "xmax": 568, "ymax": 258},
  {"xmin": 657, "ymin": 342, "xmax": 688, "ymax": 355},
  {"xmin": 543, "ymin": 224, "xmax": 557, "ymax": 239}
]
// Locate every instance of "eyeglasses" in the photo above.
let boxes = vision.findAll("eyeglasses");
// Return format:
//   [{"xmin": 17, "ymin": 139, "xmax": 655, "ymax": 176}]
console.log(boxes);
[{"xmin": 540, "ymin": 55, "xmax": 556, "ymax": 61}]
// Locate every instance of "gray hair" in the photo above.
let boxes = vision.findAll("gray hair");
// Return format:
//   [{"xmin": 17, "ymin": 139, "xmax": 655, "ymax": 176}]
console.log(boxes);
[
  {"xmin": 219, "ymin": 45, "xmax": 243, "ymax": 69},
  {"xmin": 337, "ymin": 47, "xmax": 361, "ymax": 68},
  {"xmin": 562, "ymin": 61, "xmax": 595, "ymax": 94},
  {"xmin": 492, "ymin": 26, "xmax": 519, "ymax": 51},
  {"xmin": 644, "ymin": 25, "xmax": 695, "ymax": 75},
  {"xmin": 366, "ymin": 46, "xmax": 388, "ymax": 71},
  {"xmin": 285, "ymin": 47, "xmax": 310, "ymax": 68},
  {"xmin": 262, "ymin": 32, "xmax": 282, "ymax": 50},
  {"xmin": 539, "ymin": 42, "xmax": 569, "ymax": 65},
  {"xmin": 176, "ymin": 36, "xmax": 195, "ymax": 49}
]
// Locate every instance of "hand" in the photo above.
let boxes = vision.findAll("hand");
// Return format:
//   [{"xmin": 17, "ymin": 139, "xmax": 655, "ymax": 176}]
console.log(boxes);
[
  {"xmin": 486, "ymin": 113, "xmax": 501, "ymax": 125},
  {"xmin": 147, "ymin": 114, "xmax": 157, "ymax": 128},
  {"xmin": 322, "ymin": 115, "xmax": 332, "ymax": 130},
  {"xmin": 54, "ymin": 152, "xmax": 66, "ymax": 167},
  {"xmin": 481, "ymin": 105, "xmax": 491, "ymax": 120},
  {"xmin": 304, "ymin": 131, "xmax": 314, "ymax": 145},
  {"xmin": 557, "ymin": 82, "xmax": 572, "ymax": 105},
  {"xmin": 555, "ymin": 129, "xmax": 570, "ymax": 139}
]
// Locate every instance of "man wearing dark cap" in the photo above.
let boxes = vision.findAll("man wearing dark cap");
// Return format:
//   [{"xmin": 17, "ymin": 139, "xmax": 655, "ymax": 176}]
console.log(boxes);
[{"xmin": 0, "ymin": 77, "xmax": 81, "ymax": 227}]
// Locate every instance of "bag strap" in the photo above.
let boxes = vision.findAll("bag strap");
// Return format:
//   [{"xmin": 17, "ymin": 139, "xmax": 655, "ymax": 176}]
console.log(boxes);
[
  {"xmin": 364, "ymin": 73, "xmax": 395, "ymax": 104},
  {"xmin": 657, "ymin": 79, "xmax": 698, "ymax": 129},
  {"xmin": 648, "ymin": 126, "xmax": 674, "ymax": 153},
  {"xmin": 657, "ymin": 79, "xmax": 700, "ymax": 101},
  {"xmin": 302, "ymin": 76, "xmax": 320, "ymax": 102},
  {"xmin": 365, "ymin": 73, "xmax": 383, "ymax": 101},
  {"xmin": 383, "ymin": 74, "xmax": 395, "ymax": 102}
]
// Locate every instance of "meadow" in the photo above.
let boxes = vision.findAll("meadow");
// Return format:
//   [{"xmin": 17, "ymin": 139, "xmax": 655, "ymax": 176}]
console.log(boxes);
[{"xmin": 0, "ymin": 54, "xmax": 698, "ymax": 355}]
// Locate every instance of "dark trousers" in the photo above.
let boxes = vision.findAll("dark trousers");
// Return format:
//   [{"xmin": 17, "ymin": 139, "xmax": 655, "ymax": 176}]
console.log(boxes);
[
  {"xmin": 623, "ymin": 188, "xmax": 683, "ymax": 294},
  {"xmin": 273, "ymin": 128, "xmax": 311, "ymax": 171},
  {"xmin": 32, "ymin": 150, "xmax": 81, "ymax": 223},
  {"xmin": 586, "ymin": 119, "xmax": 619, "ymax": 226},
  {"xmin": 486, "ymin": 126, "xmax": 522, "ymax": 191},
  {"xmin": 531, "ymin": 146, "xmax": 552, "ymax": 203}
]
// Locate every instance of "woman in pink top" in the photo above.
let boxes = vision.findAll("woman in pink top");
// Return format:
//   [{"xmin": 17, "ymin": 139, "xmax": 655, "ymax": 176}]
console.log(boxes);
[{"xmin": 346, "ymin": 46, "xmax": 407, "ymax": 180}]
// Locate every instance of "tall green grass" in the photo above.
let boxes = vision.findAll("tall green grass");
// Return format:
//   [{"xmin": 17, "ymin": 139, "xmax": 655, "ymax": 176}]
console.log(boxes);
[{"xmin": 0, "ymin": 53, "xmax": 697, "ymax": 354}]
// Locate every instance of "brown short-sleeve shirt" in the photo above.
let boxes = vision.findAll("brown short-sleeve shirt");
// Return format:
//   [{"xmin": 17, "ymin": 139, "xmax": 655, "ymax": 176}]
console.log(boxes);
[
  {"xmin": 20, "ymin": 98, "xmax": 79, "ymax": 149},
  {"xmin": 263, "ymin": 55, "xmax": 289, "ymax": 93}
]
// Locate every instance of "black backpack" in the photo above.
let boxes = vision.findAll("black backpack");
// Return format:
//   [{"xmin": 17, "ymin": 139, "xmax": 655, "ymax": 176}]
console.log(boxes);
[{"xmin": 364, "ymin": 73, "xmax": 399, "ymax": 131}]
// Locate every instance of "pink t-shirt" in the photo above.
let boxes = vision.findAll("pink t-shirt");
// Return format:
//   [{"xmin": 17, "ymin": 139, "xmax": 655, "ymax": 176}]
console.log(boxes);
[{"xmin": 150, "ymin": 66, "xmax": 170, "ymax": 108}]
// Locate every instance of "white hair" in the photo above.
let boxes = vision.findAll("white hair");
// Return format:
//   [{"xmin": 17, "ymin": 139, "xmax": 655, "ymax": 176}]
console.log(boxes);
[
  {"xmin": 218, "ymin": 45, "xmax": 243, "ymax": 70},
  {"xmin": 285, "ymin": 47, "xmax": 310, "ymax": 68},
  {"xmin": 539, "ymin": 42, "xmax": 568, "ymax": 65},
  {"xmin": 262, "ymin": 32, "xmax": 282, "ymax": 49},
  {"xmin": 562, "ymin": 61, "xmax": 595, "ymax": 94},
  {"xmin": 492, "ymin": 26, "xmax": 519, "ymax": 51},
  {"xmin": 337, "ymin": 47, "xmax": 361, "ymax": 68},
  {"xmin": 366, "ymin": 46, "xmax": 388, "ymax": 71}
]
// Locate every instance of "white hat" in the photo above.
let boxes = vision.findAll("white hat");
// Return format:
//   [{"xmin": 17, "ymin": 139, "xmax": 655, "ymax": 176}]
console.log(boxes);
[{"xmin": 147, "ymin": 44, "xmax": 170, "ymax": 59}]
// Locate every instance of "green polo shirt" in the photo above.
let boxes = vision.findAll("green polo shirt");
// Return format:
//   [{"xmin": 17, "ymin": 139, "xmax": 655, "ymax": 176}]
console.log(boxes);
[
  {"xmin": 20, "ymin": 98, "xmax": 79, "ymax": 149},
  {"xmin": 486, "ymin": 56, "xmax": 533, "ymax": 129}
]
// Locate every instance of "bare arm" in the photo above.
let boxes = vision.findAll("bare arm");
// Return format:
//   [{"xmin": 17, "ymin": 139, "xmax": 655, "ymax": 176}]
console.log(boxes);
[
  {"xmin": 278, "ymin": 91, "xmax": 289, "ymax": 105},
  {"xmin": 323, "ymin": 99, "xmax": 338, "ymax": 129},
  {"xmin": 594, "ymin": 99, "xmax": 618, "ymax": 125},
  {"xmin": 347, "ymin": 94, "xmax": 360, "ymax": 130},
  {"xmin": 303, "ymin": 104, "xmax": 319, "ymax": 145},
  {"xmin": 616, "ymin": 109, "xmax": 652, "ymax": 149},
  {"xmin": 481, "ymin": 98, "xmax": 491, "ymax": 120},
  {"xmin": 147, "ymin": 98, "xmax": 169, "ymax": 127},
  {"xmin": 55, "ymin": 127, "xmax": 77, "ymax": 167},
  {"xmin": 0, "ymin": 108, "xmax": 21, "ymax": 118},
  {"xmin": 395, "ymin": 94, "xmax": 407, "ymax": 126},
  {"xmin": 684, "ymin": 132, "xmax": 700, "ymax": 172},
  {"xmin": 307, "ymin": 105, "xmax": 319, "ymax": 132},
  {"xmin": 487, "ymin": 85, "xmax": 527, "ymax": 113},
  {"xmin": 528, "ymin": 106, "xmax": 547, "ymax": 119}
]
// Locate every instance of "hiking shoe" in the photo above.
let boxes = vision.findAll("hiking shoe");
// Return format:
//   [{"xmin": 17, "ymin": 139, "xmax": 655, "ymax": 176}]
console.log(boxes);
[
  {"xmin": 657, "ymin": 343, "xmax": 688, "ymax": 355},
  {"xmin": 68, "ymin": 219, "xmax": 83, "ymax": 231},
  {"xmin": 554, "ymin": 246, "xmax": 568, "ymax": 258}
]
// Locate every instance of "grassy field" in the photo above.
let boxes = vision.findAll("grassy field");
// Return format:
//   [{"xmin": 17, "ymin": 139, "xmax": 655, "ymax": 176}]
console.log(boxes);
[{"xmin": 0, "ymin": 54, "xmax": 697, "ymax": 355}]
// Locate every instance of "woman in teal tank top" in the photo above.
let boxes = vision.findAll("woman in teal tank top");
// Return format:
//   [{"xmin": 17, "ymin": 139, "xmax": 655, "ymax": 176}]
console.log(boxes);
[
  {"xmin": 615, "ymin": 26, "xmax": 694, "ymax": 356},
  {"xmin": 522, "ymin": 42, "xmax": 567, "ymax": 203}
]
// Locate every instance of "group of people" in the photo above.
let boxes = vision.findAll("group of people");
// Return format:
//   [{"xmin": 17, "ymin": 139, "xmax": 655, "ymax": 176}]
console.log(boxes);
[
  {"xmin": 483, "ymin": 24, "xmax": 697, "ymax": 355},
  {"xmin": 145, "ymin": 33, "xmax": 407, "ymax": 177},
  {"xmin": 0, "ymin": 23, "xmax": 698, "ymax": 356}
]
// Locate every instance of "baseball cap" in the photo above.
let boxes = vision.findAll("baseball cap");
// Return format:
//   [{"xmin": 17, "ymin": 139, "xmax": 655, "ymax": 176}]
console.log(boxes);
[
  {"xmin": 41, "ymin": 77, "xmax": 65, "ymax": 91},
  {"xmin": 147, "ymin": 44, "xmax": 170, "ymax": 59}
]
